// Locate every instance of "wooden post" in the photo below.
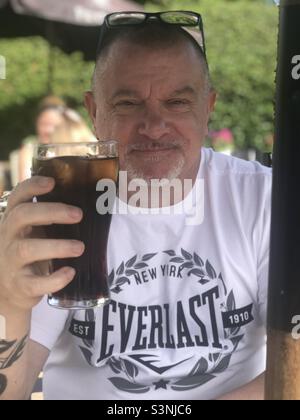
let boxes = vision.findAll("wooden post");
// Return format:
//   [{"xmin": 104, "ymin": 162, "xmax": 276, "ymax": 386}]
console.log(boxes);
[{"xmin": 265, "ymin": 0, "xmax": 300, "ymax": 400}]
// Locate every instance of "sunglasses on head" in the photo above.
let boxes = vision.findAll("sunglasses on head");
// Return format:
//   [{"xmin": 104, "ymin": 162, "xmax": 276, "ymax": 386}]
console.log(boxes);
[{"xmin": 97, "ymin": 11, "xmax": 206, "ymax": 59}]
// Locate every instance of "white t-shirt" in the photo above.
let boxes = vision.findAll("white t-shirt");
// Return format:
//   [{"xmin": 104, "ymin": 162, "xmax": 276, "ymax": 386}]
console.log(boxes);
[{"xmin": 30, "ymin": 148, "xmax": 272, "ymax": 400}]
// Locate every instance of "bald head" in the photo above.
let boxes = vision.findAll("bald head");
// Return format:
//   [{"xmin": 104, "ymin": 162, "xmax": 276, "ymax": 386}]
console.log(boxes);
[{"xmin": 92, "ymin": 22, "xmax": 212, "ymax": 96}]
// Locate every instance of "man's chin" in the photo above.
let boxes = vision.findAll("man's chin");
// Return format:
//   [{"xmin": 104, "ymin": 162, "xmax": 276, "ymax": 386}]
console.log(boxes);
[
  {"xmin": 125, "ymin": 164, "xmax": 183, "ymax": 183},
  {"xmin": 123, "ymin": 154, "xmax": 185, "ymax": 183}
]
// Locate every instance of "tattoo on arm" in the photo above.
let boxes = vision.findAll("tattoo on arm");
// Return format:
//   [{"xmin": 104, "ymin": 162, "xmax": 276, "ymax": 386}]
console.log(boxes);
[
  {"xmin": 0, "ymin": 374, "xmax": 7, "ymax": 395},
  {"xmin": 0, "ymin": 335, "xmax": 28, "ymax": 396}
]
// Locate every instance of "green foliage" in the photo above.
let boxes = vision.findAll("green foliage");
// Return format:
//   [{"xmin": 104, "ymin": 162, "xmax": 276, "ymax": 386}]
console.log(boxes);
[
  {"xmin": 0, "ymin": 0, "xmax": 278, "ymax": 158},
  {"xmin": 0, "ymin": 37, "xmax": 94, "ymax": 159}
]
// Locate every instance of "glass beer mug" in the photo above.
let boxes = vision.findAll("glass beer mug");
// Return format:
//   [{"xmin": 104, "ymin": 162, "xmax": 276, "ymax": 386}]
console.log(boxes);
[{"xmin": 32, "ymin": 141, "xmax": 118, "ymax": 309}]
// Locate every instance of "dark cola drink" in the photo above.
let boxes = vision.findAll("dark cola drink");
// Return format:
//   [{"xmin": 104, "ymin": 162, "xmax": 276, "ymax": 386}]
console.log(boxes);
[{"xmin": 32, "ymin": 142, "xmax": 118, "ymax": 309}]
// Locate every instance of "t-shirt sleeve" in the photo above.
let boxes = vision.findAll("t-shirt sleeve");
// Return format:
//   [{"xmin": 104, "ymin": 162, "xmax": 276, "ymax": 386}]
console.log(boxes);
[
  {"xmin": 30, "ymin": 296, "xmax": 69, "ymax": 350},
  {"xmin": 257, "ymin": 173, "xmax": 272, "ymax": 326}
]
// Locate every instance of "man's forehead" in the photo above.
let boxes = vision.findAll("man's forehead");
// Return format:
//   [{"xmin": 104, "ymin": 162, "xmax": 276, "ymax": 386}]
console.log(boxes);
[
  {"xmin": 104, "ymin": 36, "xmax": 201, "ymax": 69},
  {"xmin": 110, "ymin": 85, "xmax": 198, "ymax": 100},
  {"xmin": 94, "ymin": 38, "xmax": 206, "ymax": 98}
]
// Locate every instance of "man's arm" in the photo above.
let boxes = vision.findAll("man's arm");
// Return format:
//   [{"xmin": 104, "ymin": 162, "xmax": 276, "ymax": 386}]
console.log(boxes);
[
  {"xmin": 0, "ymin": 176, "xmax": 83, "ymax": 399},
  {"xmin": 0, "ymin": 306, "xmax": 49, "ymax": 400},
  {"xmin": 218, "ymin": 373, "xmax": 265, "ymax": 400}
]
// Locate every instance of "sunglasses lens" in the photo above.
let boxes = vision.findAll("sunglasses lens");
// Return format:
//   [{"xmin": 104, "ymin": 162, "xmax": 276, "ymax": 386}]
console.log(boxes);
[
  {"xmin": 161, "ymin": 12, "xmax": 199, "ymax": 26},
  {"xmin": 108, "ymin": 13, "xmax": 146, "ymax": 26}
]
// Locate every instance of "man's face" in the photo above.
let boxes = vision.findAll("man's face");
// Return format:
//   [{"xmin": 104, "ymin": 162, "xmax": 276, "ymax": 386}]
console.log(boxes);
[{"xmin": 85, "ymin": 39, "xmax": 215, "ymax": 183}]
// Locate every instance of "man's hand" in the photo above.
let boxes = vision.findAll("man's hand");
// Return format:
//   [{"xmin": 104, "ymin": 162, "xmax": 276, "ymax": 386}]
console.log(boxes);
[{"xmin": 0, "ymin": 176, "xmax": 85, "ymax": 312}]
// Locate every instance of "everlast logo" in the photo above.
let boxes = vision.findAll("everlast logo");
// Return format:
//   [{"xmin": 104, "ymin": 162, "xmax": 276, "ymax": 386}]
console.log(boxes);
[
  {"xmin": 96, "ymin": 289, "xmax": 253, "ymax": 364},
  {"xmin": 69, "ymin": 319, "xmax": 95, "ymax": 340}
]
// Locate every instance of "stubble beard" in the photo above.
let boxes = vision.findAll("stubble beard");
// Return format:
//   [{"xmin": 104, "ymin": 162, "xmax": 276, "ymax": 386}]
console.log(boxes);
[{"xmin": 123, "ymin": 153, "xmax": 186, "ymax": 185}]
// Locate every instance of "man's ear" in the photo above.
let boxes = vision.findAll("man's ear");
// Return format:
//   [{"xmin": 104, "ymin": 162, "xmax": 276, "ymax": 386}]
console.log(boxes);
[
  {"xmin": 204, "ymin": 90, "xmax": 217, "ymax": 137},
  {"xmin": 84, "ymin": 91, "xmax": 97, "ymax": 135},
  {"xmin": 208, "ymin": 89, "xmax": 217, "ymax": 113}
]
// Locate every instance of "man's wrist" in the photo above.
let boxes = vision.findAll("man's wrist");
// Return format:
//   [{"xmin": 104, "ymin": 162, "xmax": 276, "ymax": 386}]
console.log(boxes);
[{"xmin": 0, "ymin": 303, "xmax": 31, "ymax": 340}]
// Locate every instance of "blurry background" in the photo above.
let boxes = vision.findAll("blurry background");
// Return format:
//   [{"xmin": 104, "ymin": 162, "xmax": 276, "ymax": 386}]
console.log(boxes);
[{"xmin": 0, "ymin": 0, "xmax": 278, "ymax": 190}]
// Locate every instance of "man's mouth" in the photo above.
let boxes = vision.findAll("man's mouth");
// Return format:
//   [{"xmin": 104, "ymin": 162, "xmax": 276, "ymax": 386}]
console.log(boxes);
[{"xmin": 129, "ymin": 142, "xmax": 179, "ymax": 153}]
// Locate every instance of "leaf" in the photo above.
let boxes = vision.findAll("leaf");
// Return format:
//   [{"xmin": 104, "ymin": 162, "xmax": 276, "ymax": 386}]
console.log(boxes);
[
  {"xmin": 111, "ymin": 357, "xmax": 122, "ymax": 372},
  {"xmin": 134, "ymin": 263, "xmax": 148, "ymax": 269},
  {"xmin": 230, "ymin": 326, "xmax": 241, "ymax": 337},
  {"xmin": 230, "ymin": 335, "xmax": 244, "ymax": 351},
  {"xmin": 226, "ymin": 290, "xmax": 236, "ymax": 311},
  {"xmin": 115, "ymin": 277, "xmax": 130, "ymax": 286},
  {"xmin": 212, "ymin": 353, "xmax": 220, "ymax": 363},
  {"xmin": 83, "ymin": 339, "xmax": 93, "ymax": 349},
  {"xmin": 170, "ymin": 257, "xmax": 185, "ymax": 263},
  {"xmin": 116, "ymin": 262, "xmax": 125, "ymax": 275},
  {"xmin": 193, "ymin": 253, "xmax": 204, "ymax": 267},
  {"xmin": 111, "ymin": 285, "xmax": 122, "ymax": 294},
  {"xmin": 164, "ymin": 250, "xmax": 176, "ymax": 257},
  {"xmin": 219, "ymin": 273, "xmax": 227, "ymax": 295},
  {"xmin": 0, "ymin": 340, "xmax": 16, "ymax": 355},
  {"xmin": 206, "ymin": 260, "xmax": 217, "ymax": 279},
  {"xmin": 213, "ymin": 354, "xmax": 232, "ymax": 374},
  {"xmin": 142, "ymin": 253, "xmax": 157, "ymax": 261},
  {"xmin": 171, "ymin": 374, "xmax": 215, "ymax": 391},
  {"xmin": 108, "ymin": 377, "xmax": 150, "ymax": 394},
  {"xmin": 79, "ymin": 346, "xmax": 93, "ymax": 366},
  {"xmin": 125, "ymin": 269, "xmax": 137, "ymax": 276},
  {"xmin": 181, "ymin": 249, "xmax": 193, "ymax": 260},
  {"xmin": 108, "ymin": 269, "xmax": 115, "ymax": 286},
  {"xmin": 198, "ymin": 279, "xmax": 210, "ymax": 285},
  {"xmin": 188, "ymin": 268, "xmax": 205, "ymax": 277},
  {"xmin": 107, "ymin": 358, "xmax": 122, "ymax": 374},
  {"xmin": 125, "ymin": 255, "xmax": 137, "ymax": 268},
  {"xmin": 108, "ymin": 362, "xmax": 122, "ymax": 375},
  {"xmin": 121, "ymin": 359, "xmax": 139, "ymax": 379},
  {"xmin": 133, "ymin": 364, "xmax": 139, "ymax": 378},
  {"xmin": 189, "ymin": 358, "xmax": 208, "ymax": 376},
  {"xmin": 180, "ymin": 262, "xmax": 194, "ymax": 269},
  {"xmin": 85, "ymin": 309, "xmax": 95, "ymax": 323}
]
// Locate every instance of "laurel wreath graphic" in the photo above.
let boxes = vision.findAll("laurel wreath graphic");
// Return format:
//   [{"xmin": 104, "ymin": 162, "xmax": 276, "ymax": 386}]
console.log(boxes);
[
  {"xmin": 78, "ymin": 250, "xmax": 244, "ymax": 393},
  {"xmin": 108, "ymin": 248, "xmax": 228, "ymax": 294},
  {"xmin": 108, "ymin": 253, "xmax": 157, "ymax": 294}
]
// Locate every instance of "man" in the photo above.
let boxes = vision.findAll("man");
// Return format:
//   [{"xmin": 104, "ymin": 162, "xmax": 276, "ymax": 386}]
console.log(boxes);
[{"xmin": 0, "ymin": 11, "xmax": 271, "ymax": 400}]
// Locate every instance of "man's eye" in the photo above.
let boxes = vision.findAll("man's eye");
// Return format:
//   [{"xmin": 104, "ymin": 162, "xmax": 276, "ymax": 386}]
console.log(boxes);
[
  {"xmin": 167, "ymin": 99, "xmax": 190, "ymax": 107},
  {"xmin": 115, "ymin": 101, "xmax": 138, "ymax": 107}
]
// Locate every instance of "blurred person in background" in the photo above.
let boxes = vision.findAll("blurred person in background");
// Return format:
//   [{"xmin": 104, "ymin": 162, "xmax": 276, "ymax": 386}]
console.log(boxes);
[
  {"xmin": 15, "ymin": 98, "xmax": 94, "ymax": 183},
  {"xmin": 10, "ymin": 96, "xmax": 66, "ymax": 185},
  {"xmin": 49, "ymin": 108, "xmax": 96, "ymax": 145}
]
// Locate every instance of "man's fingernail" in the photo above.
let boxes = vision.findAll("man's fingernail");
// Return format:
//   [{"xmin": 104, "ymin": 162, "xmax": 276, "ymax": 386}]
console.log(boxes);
[
  {"xmin": 38, "ymin": 177, "xmax": 53, "ymax": 187},
  {"xmin": 63, "ymin": 267, "xmax": 76, "ymax": 278},
  {"xmin": 68, "ymin": 207, "xmax": 82, "ymax": 219},
  {"xmin": 71, "ymin": 241, "xmax": 85, "ymax": 255}
]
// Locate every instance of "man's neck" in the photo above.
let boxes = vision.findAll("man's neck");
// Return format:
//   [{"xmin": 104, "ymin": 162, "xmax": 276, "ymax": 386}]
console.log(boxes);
[{"xmin": 119, "ymin": 153, "xmax": 201, "ymax": 209}]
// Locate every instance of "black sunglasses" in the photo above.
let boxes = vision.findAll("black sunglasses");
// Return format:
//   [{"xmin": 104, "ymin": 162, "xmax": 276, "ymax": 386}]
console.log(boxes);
[{"xmin": 97, "ymin": 11, "xmax": 206, "ymax": 58}]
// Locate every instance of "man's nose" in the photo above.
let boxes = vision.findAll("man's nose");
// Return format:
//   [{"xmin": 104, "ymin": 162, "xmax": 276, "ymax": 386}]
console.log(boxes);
[{"xmin": 138, "ymin": 106, "xmax": 171, "ymax": 140}]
